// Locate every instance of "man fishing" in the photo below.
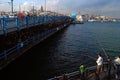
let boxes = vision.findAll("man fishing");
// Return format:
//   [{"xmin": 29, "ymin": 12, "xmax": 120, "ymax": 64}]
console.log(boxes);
[
  {"xmin": 114, "ymin": 56, "xmax": 120, "ymax": 79},
  {"xmin": 96, "ymin": 53, "xmax": 103, "ymax": 80},
  {"xmin": 96, "ymin": 53, "xmax": 103, "ymax": 73}
]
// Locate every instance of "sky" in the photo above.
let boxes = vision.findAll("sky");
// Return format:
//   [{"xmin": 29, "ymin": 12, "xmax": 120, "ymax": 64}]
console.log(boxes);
[{"xmin": 0, "ymin": 0, "xmax": 120, "ymax": 18}]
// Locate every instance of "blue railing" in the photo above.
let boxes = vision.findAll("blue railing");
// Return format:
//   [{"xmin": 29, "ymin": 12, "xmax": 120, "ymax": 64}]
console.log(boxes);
[
  {"xmin": 0, "ymin": 27, "xmax": 55, "ymax": 60},
  {"xmin": 0, "ymin": 15, "xmax": 70, "ymax": 35},
  {"xmin": 0, "ymin": 17, "xmax": 71, "ymax": 63}
]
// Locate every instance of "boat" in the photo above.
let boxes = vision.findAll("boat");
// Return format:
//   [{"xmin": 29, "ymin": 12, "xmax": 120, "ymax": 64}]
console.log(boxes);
[
  {"xmin": 72, "ymin": 20, "xmax": 84, "ymax": 24},
  {"xmin": 88, "ymin": 19, "xmax": 96, "ymax": 22}
]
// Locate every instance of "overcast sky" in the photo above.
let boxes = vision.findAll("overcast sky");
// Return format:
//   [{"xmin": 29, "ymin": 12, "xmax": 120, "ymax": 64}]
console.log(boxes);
[{"xmin": 0, "ymin": 0, "xmax": 120, "ymax": 18}]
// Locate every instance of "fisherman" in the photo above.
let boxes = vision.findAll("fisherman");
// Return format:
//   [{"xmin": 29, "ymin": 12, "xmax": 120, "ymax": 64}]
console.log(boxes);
[
  {"xmin": 96, "ymin": 53, "xmax": 103, "ymax": 74},
  {"xmin": 95, "ymin": 53, "xmax": 103, "ymax": 80},
  {"xmin": 114, "ymin": 56, "xmax": 120, "ymax": 79},
  {"xmin": 106, "ymin": 54, "xmax": 112, "ymax": 79},
  {"xmin": 79, "ymin": 62, "xmax": 86, "ymax": 80},
  {"xmin": 106, "ymin": 55, "xmax": 111, "ymax": 69}
]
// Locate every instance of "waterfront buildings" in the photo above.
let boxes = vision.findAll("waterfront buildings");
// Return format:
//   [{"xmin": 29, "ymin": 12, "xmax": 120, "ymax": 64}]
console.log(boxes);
[{"xmin": 68, "ymin": 13, "xmax": 119, "ymax": 22}]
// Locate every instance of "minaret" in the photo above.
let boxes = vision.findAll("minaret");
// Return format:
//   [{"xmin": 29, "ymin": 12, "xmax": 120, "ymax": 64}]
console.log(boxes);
[{"xmin": 41, "ymin": 6, "xmax": 44, "ymax": 12}]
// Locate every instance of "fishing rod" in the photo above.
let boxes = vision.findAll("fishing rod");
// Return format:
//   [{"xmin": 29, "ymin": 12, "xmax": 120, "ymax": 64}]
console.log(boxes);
[
  {"xmin": 102, "ymin": 48, "xmax": 108, "ymax": 58},
  {"xmin": 78, "ymin": 39, "xmax": 106, "ymax": 61},
  {"xmin": 106, "ymin": 49, "xmax": 120, "ymax": 53},
  {"xmin": 90, "ymin": 32, "xmax": 108, "ymax": 59},
  {"xmin": 93, "ymin": 34, "xmax": 110, "ymax": 62},
  {"xmin": 80, "ymin": 53, "xmax": 97, "ymax": 60},
  {"xmin": 97, "ymin": 41, "xmax": 109, "ymax": 59},
  {"xmin": 79, "ymin": 32, "xmax": 109, "ymax": 61}
]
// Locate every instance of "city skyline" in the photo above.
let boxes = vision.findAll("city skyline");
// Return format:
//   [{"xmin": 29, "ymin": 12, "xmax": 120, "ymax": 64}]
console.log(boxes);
[{"xmin": 0, "ymin": 0, "xmax": 120, "ymax": 18}]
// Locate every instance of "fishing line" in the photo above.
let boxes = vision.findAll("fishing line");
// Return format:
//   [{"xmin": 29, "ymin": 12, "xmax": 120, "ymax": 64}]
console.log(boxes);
[
  {"xmin": 95, "ymin": 39, "xmax": 108, "ymax": 58},
  {"xmin": 80, "ymin": 53, "xmax": 96, "ymax": 60},
  {"xmin": 78, "ymin": 28, "xmax": 109, "ymax": 61},
  {"xmin": 106, "ymin": 49, "xmax": 120, "ymax": 53},
  {"xmin": 91, "ymin": 31, "xmax": 108, "ymax": 59}
]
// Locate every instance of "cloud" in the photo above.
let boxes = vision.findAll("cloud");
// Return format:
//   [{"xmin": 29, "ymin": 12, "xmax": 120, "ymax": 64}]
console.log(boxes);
[
  {"xmin": 15, "ymin": 1, "xmax": 42, "ymax": 11},
  {"xmin": 16, "ymin": 0, "xmax": 60, "ymax": 11},
  {"xmin": 0, "ymin": 1, "xmax": 11, "ymax": 12},
  {"xmin": 58, "ymin": 0, "xmax": 120, "ymax": 18},
  {"xmin": 0, "ymin": 0, "xmax": 120, "ymax": 18},
  {"xmin": 20, "ymin": 2, "xmax": 34, "ymax": 11},
  {"xmin": 39, "ymin": 0, "xmax": 111, "ymax": 14},
  {"xmin": 45, "ymin": 0, "xmax": 60, "ymax": 11}
]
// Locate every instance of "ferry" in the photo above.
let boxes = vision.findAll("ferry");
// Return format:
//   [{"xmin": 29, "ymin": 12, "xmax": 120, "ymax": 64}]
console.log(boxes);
[
  {"xmin": 72, "ymin": 20, "xmax": 84, "ymax": 24},
  {"xmin": 88, "ymin": 19, "xmax": 96, "ymax": 22}
]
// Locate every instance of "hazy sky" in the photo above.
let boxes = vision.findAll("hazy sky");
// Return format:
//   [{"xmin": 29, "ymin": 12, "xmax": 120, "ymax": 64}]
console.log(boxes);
[{"xmin": 0, "ymin": 0, "xmax": 120, "ymax": 18}]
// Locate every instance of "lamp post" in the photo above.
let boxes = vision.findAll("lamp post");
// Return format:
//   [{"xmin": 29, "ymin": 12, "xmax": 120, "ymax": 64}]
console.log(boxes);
[
  {"xmin": 11, "ymin": 0, "xmax": 13, "ymax": 15},
  {"xmin": 44, "ymin": 0, "xmax": 46, "ymax": 23},
  {"xmin": 45, "ymin": 0, "xmax": 46, "ymax": 12},
  {"xmin": 33, "ymin": 0, "xmax": 35, "ymax": 15},
  {"xmin": 19, "ymin": 3, "xmax": 21, "ymax": 13}
]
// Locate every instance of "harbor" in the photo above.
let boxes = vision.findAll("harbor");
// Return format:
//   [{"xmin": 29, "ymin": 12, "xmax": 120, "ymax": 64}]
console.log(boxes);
[{"xmin": 0, "ymin": 22, "xmax": 120, "ymax": 80}]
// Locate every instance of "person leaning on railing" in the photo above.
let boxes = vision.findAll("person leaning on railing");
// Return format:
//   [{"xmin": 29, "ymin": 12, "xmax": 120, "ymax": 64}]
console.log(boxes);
[
  {"xmin": 106, "ymin": 54, "xmax": 112, "ymax": 79},
  {"xmin": 79, "ymin": 62, "xmax": 86, "ymax": 80},
  {"xmin": 96, "ymin": 53, "xmax": 103, "ymax": 74},
  {"xmin": 114, "ymin": 56, "xmax": 120, "ymax": 79},
  {"xmin": 95, "ymin": 53, "xmax": 103, "ymax": 80}
]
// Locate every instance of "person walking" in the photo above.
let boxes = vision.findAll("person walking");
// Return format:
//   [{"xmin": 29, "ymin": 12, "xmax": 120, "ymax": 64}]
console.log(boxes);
[
  {"xmin": 96, "ymin": 53, "xmax": 103, "ymax": 80},
  {"xmin": 79, "ymin": 62, "xmax": 86, "ymax": 80}
]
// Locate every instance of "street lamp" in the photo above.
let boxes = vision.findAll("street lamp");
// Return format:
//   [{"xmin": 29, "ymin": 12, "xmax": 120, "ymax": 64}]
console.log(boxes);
[
  {"xmin": 33, "ymin": 0, "xmax": 35, "ymax": 15},
  {"xmin": 45, "ymin": 0, "xmax": 46, "ymax": 12},
  {"xmin": 44, "ymin": 0, "xmax": 46, "ymax": 23},
  {"xmin": 19, "ymin": 3, "xmax": 21, "ymax": 12},
  {"xmin": 11, "ymin": 0, "xmax": 13, "ymax": 15}
]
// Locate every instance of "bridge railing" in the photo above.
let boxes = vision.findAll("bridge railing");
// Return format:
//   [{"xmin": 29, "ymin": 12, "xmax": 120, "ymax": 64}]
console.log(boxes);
[
  {"xmin": 0, "ymin": 28, "xmax": 54, "ymax": 60},
  {"xmin": 0, "ymin": 22, "xmax": 70, "ymax": 68},
  {"xmin": 47, "ymin": 62, "xmax": 116, "ymax": 80},
  {"xmin": 0, "ymin": 15, "xmax": 70, "ymax": 35}
]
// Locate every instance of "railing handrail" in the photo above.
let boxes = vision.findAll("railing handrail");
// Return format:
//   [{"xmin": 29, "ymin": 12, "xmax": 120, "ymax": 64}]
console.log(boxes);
[
  {"xmin": 47, "ymin": 62, "xmax": 110, "ymax": 80},
  {"xmin": 0, "ymin": 15, "xmax": 71, "ymax": 35}
]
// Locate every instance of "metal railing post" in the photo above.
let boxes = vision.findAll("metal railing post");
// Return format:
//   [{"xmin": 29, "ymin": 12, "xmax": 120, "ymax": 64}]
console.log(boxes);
[
  {"xmin": 26, "ymin": 16, "xmax": 29, "ymax": 28},
  {"xmin": 46, "ymin": 16, "xmax": 47, "ymax": 23},
  {"xmin": 42, "ymin": 16, "xmax": 44, "ymax": 24},
  {"xmin": 38, "ymin": 16, "xmax": 40, "ymax": 24},
  {"xmin": 34, "ymin": 16, "xmax": 35, "ymax": 26},
  {"xmin": 4, "ymin": 50, "xmax": 7, "ymax": 60},
  {"xmin": 3, "ymin": 17, "xmax": 7, "ymax": 35},
  {"xmin": 17, "ymin": 43, "xmax": 20, "ymax": 52},
  {"xmin": 32, "ymin": 36, "xmax": 35, "ymax": 42},
  {"xmin": 17, "ymin": 17, "xmax": 20, "ymax": 31}
]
